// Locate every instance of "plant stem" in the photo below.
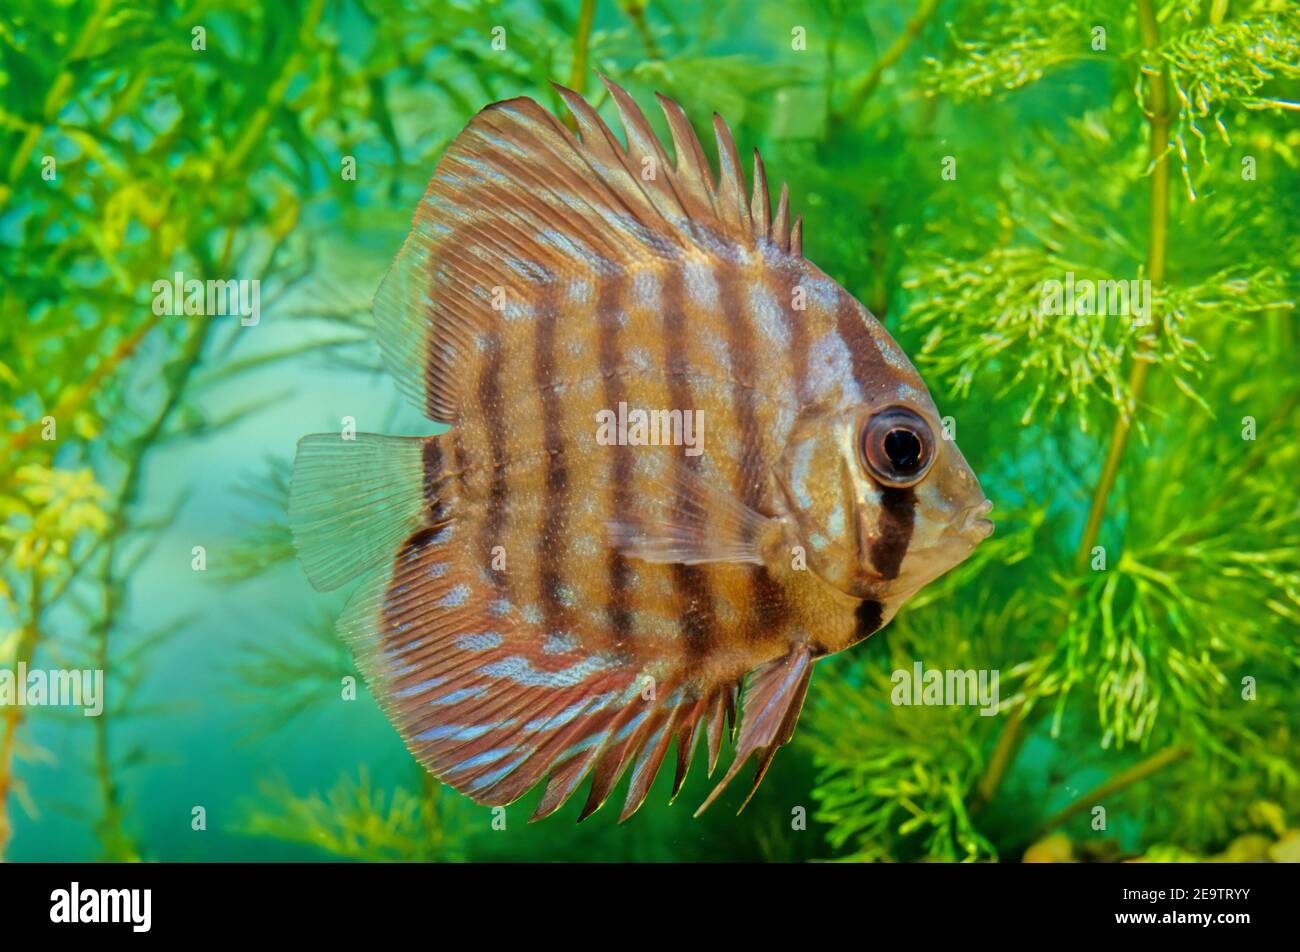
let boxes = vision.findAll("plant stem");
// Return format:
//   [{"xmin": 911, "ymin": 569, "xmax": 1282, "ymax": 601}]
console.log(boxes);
[
  {"xmin": 569, "ymin": 0, "xmax": 597, "ymax": 91},
  {"xmin": 88, "ymin": 231, "xmax": 230, "ymax": 859},
  {"xmin": 222, "ymin": 0, "xmax": 325, "ymax": 175},
  {"xmin": 1073, "ymin": 0, "xmax": 1170, "ymax": 574},
  {"xmin": 0, "ymin": 0, "xmax": 114, "ymax": 204},
  {"xmin": 2, "ymin": 319, "xmax": 156, "ymax": 459},
  {"xmin": 973, "ymin": 703, "xmax": 1029, "ymax": 808},
  {"xmin": 832, "ymin": 0, "xmax": 940, "ymax": 130},
  {"xmin": 619, "ymin": 1, "xmax": 660, "ymax": 60},
  {"xmin": 1034, "ymin": 745, "xmax": 1188, "ymax": 837},
  {"xmin": 564, "ymin": 0, "xmax": 598, "ymax": 130},
  {"xmin": 974, "ymin": 0, "xmax": 1174, "ymax": 810}
]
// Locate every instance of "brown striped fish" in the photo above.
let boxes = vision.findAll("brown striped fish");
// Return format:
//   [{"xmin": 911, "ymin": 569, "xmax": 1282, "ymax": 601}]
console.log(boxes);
[{"xmin": 288, "ymin": 76, "xmax": 994, "ymax": 822}]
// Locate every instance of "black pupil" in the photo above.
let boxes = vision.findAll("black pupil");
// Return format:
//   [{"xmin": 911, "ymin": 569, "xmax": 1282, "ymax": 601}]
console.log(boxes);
[{"xmin": 883, "ymin": 428, "xmax": 922, "ymax": 472}]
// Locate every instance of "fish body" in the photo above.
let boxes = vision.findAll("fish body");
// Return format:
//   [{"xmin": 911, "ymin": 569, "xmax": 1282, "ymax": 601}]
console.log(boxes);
[{"xmin": 290, "ymin": 77, "xmax": 993, "ymax": 821}]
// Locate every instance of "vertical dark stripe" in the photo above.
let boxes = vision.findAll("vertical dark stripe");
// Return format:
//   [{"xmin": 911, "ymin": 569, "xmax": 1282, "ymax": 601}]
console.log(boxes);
[
  {"xmin": 662, "ymin": 264, "xmax": 716, "ymax": 662},
  {"xmin": 597, "ymin": 275, "xmax": 634, "ymax": 644},
  {"xmin": 383, "ymin": 524, "xmax": 451, "ymax": 666},
  {"xmin": 534, "ymin": 287, "xmax": 569, "ymax": 631},
  {"xmin": 422, "ymin": 438, "xmax": 445, "ymax": 523},
  {"xmin": 423, "ymin": 219, "xmax": 510, "ymax": 424},
  {"xmin": 834, "ymin": 295, "xmax": 885, "ymax": 401},
  {"xmin": 852, "ymin": 599, "xmax": 883, "ymax": 644},
  {"xmin": 451, "ymin": 428, "xmax": 471, "ymax": 501},
  {"xmin": 476, "ymin": 318, "xmax": 508, "ymax": 587},
  {"xmin": 749, "ymin": 564, "xmax": 789, "ymax": 639},
  {"xmin": 868, "ymin": 487, "xmax": 915, "ymax": 581},
  {"xmin": 717, "ymin": 257, "xmax": 789, "ymax": 640},
  {"xmin": 716, "ymin": 260, "xmax": 762, "ymax": 508}
]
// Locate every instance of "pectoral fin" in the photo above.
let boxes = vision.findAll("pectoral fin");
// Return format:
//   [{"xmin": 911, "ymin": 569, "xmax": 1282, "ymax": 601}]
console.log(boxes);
[{"xmin": 607, "ymin": 452, "xmax": 777, "ymax": 565}]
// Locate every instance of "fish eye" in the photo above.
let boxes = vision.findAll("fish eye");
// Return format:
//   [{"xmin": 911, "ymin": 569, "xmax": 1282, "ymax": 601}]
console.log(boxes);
[{"xmin": 859, "ymin": 407, "xmax": 934, "ymax": 488}]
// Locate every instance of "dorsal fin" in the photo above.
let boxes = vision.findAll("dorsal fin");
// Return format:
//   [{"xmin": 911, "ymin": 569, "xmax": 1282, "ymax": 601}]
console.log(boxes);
[
  {"xmin": 654, "ymin": 90, "xmax": 718, "ymax": 225},
  {"xmin": 373, "ymin": 76, "xmax": 803, "ymax": 423},
  {"xmin": 750, "ymin": 149, "xmax": 771, "ymax": 236},
  {"xmin": 772, "ymin": 182, "xmax": 790, "ymax": 253}
]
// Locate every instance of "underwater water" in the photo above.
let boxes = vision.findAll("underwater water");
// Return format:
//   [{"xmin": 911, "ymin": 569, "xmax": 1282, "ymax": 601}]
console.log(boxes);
[{"xmin": 1, "ymin": 0, "xmax": 1297, "ymax": 865}]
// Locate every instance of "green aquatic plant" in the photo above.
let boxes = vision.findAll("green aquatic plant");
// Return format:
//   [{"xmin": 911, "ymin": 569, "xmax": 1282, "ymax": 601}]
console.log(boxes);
[
  {"xmin": 805, "ymin": 615, "xmax": 1005, "ymax": 863},
  {"xmin": 234, "ymin": 768, "xmax": 468, "ymax": 862},
  {"xmin": 921, "ymin": 1, "xmax": 1095, "ymax": 100},
  {"xmin": 1, "ymin": 0, "xmax": 362, "ymax": 858},
  {"xmin": 802, "ymin": 0, "xmax": 1299, "ymax": 862},
  {"xmin": 1152, "ymin": 7, "xmax": 1300, "ymax": 196}
]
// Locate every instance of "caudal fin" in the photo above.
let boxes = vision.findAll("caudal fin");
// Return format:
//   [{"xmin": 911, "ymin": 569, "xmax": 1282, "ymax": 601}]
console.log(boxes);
[{"xmin": 288, "ymin": 433, "xmax": 439, "ymax": 591}]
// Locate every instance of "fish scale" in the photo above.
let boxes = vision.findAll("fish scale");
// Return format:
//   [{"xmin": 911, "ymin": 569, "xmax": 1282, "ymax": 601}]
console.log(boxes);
[{"xmin": 288, "ymin": 75, "xmax": 994, "ymax": 821}]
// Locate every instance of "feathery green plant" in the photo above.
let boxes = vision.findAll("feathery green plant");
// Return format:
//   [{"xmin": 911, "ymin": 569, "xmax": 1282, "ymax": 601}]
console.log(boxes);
[
  {"xmin": 234, "ymin": 769, "xmax": 468, "ymax": 862},
  {"xmin": 801, "ymin": 0, "xmax": 1299, "ymax": 862}
]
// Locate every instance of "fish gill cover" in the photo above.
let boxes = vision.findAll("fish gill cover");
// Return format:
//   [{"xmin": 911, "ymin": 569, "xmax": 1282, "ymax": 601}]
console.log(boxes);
[{"xmin": 0, "ymin": 0, "xmax": 1296, "ymax": 865}]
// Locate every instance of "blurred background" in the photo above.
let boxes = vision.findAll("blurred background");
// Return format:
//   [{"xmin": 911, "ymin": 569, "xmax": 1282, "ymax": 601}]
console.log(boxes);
[{"xmin": 1, "ymin": 0, "xmax": 1297, "ymax": 862}]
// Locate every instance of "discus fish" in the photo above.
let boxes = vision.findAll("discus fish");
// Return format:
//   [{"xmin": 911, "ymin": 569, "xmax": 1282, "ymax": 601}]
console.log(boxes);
[{"xmin": 289, "ymin": 77, "xmax": 994, "ymax": 821}]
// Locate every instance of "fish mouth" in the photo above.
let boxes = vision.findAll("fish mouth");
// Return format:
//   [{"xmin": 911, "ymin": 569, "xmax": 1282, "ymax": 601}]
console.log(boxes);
[{"xmin": 953, "ymin": 498, "xmax": 995, "ymax": 542}]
